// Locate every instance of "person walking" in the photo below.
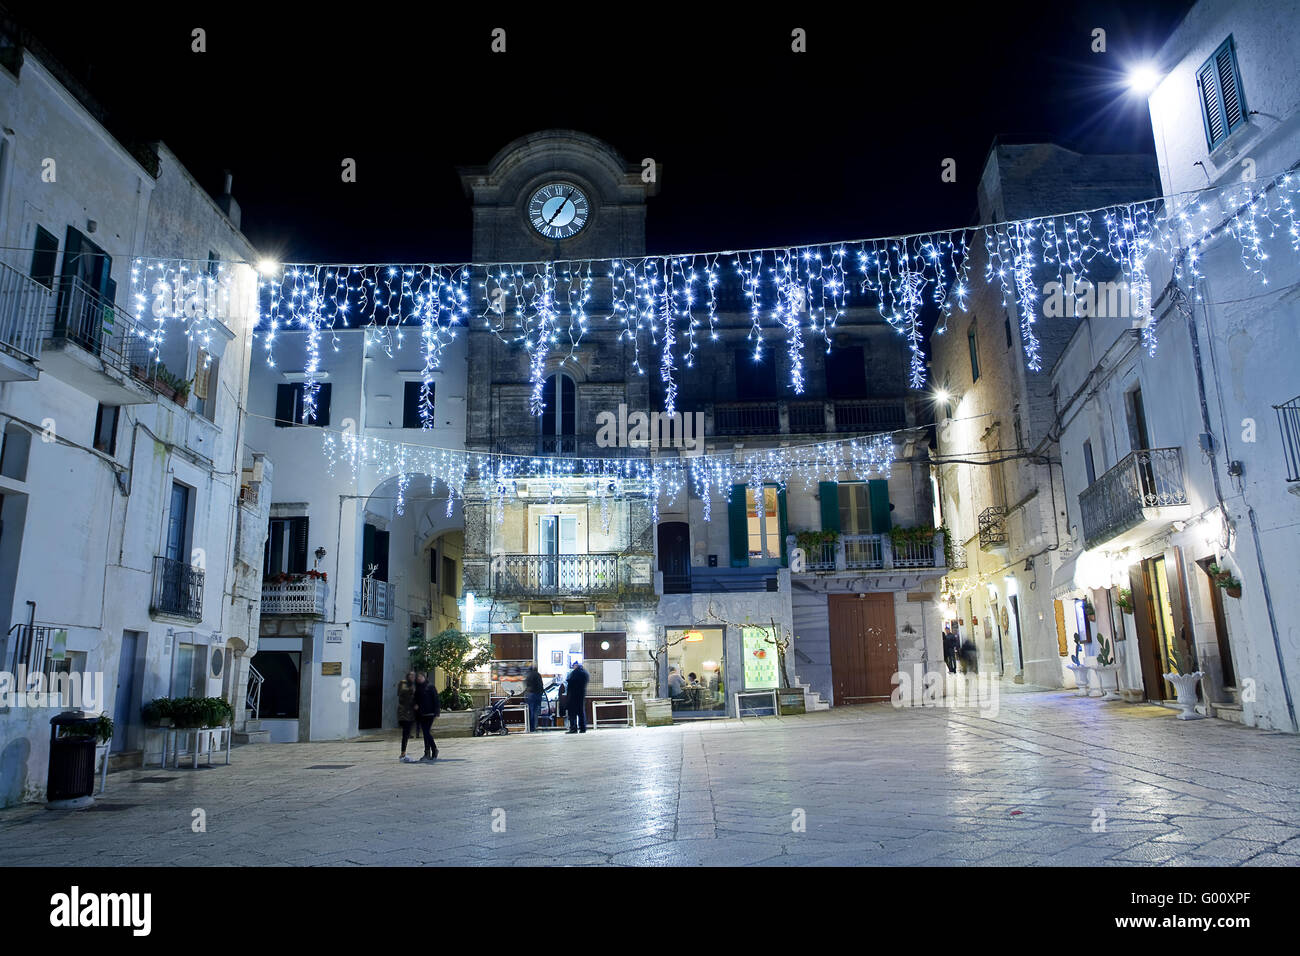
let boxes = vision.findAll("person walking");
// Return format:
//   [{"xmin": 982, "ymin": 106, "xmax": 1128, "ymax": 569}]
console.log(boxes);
[
  {"xmin": 565, "ymin": 659, "xmax": 589, "ymax": 734},
  {"xmin": 523, "ymin": 663, "xmax": 544, "ymax": 732},
  {"xmin": 397, "ymin": 670, "xmax": 417, "ymax": 761},
  {"xmin": 412, "ymin": 671, "xmax": 440, "ymax": 760},
  {"xmin": 959, "ymin": 637, "xmax": 979, "ymax": 675},
  {"xmin": 942, "ymin": 627, "xmax": 959, "ymax": 675}
]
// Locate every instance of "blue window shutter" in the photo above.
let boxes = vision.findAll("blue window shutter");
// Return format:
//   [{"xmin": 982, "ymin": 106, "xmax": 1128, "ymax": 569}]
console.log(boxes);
[
  {"xmin": 819, "ymin": 481, "xmax": 840, "ymax": 532},
  {"xmin": 1198, "ymin": 36, "xmax": 1248, "ymax": 151},
  {"xmin": 869, "ymin": 479, "xmax": 892, "ymax": 532},
  {"xmin": 728, "ymin": 485, "xmax": 749, "ymax": 568}
]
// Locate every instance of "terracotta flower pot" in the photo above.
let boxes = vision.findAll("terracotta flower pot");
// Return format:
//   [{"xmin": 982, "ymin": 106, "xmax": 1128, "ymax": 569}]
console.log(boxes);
[{"xmin": 1225, "ymin": 586, "xmax": 1242, "ymax": 599}]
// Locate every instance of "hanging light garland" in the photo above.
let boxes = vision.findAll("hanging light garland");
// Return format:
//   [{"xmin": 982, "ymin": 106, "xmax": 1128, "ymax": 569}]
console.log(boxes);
[
  {"xmin": 318, "ymin": 426, "xmax": 895, "ymax": 523},
  {"xmin": 134, "ymin": 168, "xmax": 1300, "ymax": 422}
]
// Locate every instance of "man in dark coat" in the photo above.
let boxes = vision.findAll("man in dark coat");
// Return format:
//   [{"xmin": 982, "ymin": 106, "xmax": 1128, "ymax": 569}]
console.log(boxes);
[
  {"xmin": 565, "ymin": 660, "xmax": 590, "ymax": 734},
  {"xmin": 412, "ymin": 671, "xmax": 441, "ymax": 759},
  {"xmin": 523, "ymin": 664, "xmax": 544, "ymax": 732},
  {"xmin": 942, "ymin": 627, "xmax": 959, "ymax": 674}
]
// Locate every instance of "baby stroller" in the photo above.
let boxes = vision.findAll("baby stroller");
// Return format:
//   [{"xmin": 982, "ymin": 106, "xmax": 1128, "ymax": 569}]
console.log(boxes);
[{"xmin": 474, "ymin": 693, "xmax": 515, "ymax": 736}]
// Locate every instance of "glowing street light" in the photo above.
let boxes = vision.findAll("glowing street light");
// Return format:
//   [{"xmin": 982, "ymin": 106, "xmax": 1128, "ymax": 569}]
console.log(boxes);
[{"xmin": 1126, "ymin": 64, "xmax": 1162, "ymax": 95}]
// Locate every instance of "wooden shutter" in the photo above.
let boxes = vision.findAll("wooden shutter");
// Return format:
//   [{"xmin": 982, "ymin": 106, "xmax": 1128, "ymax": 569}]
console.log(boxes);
[
  {"xmin": 374, "ymin": 529, "xmax": 390, "ymax": 582},
  {"xmin": 289, "ymin": 517, "xmax": 309, "ymax": 574},
  {"xmin": 777, "ymin": 486, "xmax": 788, "ymax": 565},
  {"xmin": 728, "ymin": 484, "xmax": 749, "ymax": 567},
  {"xmin": 868, "ymin": 479, "xmax": 892, "ymax": 532},
  {"xmin": 275, "ymin": 384, "xmax": 295, "ymax": 427},
  {"xmin": 491, "ymin": 632, "xmax": 534, "ymax": 661},
  {"xmin": 583, "ymin": 631, "xmax": 626, "ymax": 660},
  {"xmin": 819, "ymin": 481, "xmax": 839, "ymax": 532},
  {"xmin": 193, "ymin": 349, "xmax": 212, "ymax": 400},
  {"xmin": 1198, "ymin": 37, "xmax": 1247, "ymax": 150}
]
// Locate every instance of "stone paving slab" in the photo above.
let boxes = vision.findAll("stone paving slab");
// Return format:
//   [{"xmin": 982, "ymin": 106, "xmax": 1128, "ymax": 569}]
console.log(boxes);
[{"xmin": 1, "ymin": 690, "xmax": 1297, "ymax": 866}]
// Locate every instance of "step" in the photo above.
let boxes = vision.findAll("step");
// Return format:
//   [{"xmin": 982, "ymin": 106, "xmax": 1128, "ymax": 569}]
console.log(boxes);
[
  {"xmin": 243, "ymin": 719, "xmax": 264, "ymax": 732},
  {"xmin": 107, "ymin": 750, "xmax": 143, "ymax": 773},
  {"xmin": 232, "ymin": 730, "xmax": 272, "ymax": 744},
  {"xmin": 1212, "ymin": 701, "xmax": 1245, "ymax": 725}
]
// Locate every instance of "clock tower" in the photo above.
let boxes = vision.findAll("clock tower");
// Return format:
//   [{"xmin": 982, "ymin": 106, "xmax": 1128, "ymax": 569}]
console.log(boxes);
[{"xmin": 458, "ymin": 129, "xmax": 657, "ymax": 263}]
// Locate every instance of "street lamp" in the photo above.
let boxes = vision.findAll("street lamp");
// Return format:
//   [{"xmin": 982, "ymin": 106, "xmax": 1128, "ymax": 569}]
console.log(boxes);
[{"xmin": 1126, "ymin": 63, "xmax": 1161, "ymax": 95}]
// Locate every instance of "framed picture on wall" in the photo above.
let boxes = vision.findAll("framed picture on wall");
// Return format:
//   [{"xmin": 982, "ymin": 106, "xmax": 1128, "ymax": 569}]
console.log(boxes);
[{"xmin": 551, "ymin": 650, "xmax": 563, "ymax": 665}]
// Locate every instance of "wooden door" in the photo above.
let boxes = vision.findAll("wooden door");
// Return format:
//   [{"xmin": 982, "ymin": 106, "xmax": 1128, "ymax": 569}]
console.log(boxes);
[
  {"xmin": 359, "ymin": 642, "xmax": 384, "ymax": 729},
  {"xmin": 1129, "ymin": 564, "xmax": 1166, "ymax": 701},
  {"xmin": 658, "ymin": 522, "xmax": 690, "ymax": 593},
  {"xmin": 828, "ymin": 593, "xmax": 898, "ymax": 704}
]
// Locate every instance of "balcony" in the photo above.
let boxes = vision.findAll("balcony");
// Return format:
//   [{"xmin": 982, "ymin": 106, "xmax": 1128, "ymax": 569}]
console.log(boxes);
[
  {"xmin": 978, "ymin": 506, "xmax": 1008, "ymax": 552},
  {"xmin": 791, "ymin": 532, "xmax": 944, "ymax": 573},
  {"xmin": 262, "ymin": 577, "xmax": 328, "ymax": 616},
  {"xmin": 492, "ymin": 553, "xmax": 622, "ymax": 598},
  {"xmin": 948, "ymin": 541, "xmax": 968, "ymax": 570},
  {"xmin": 1275, "ymin": 395, "xmax": 1300, "ymax": 483},
  {"xmin": 707, "ymin": 398, "xmax": 907, "ymax": 439},
  {"xmin": 360, "ymin": 577, "xmax": 395, "ymax": 620},
  {"xmin": 1079, "ymin": 447, "xmax": 1191, "ymax": 550},
  {"xmin": 42, "ymin": 276, "xmax": 157, "ymax": 404},
  {"xmin": 0, "ymin": 261, "xmax": 48, "ymax": 381},
  {"xmin": 151, "ymin": 556, "xmax": 204, "ymax": 621}
]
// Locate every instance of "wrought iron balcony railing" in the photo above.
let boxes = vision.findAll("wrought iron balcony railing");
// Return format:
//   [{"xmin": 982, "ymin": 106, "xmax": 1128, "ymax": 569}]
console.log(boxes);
[
  {"xmin": 714, "ymin": 401, "xmax": 780, "ymax": 435},
  {"xmin": 0, "ymin": 260, "xmax": 49, "ymax": 361},
  {"xmin": 792, "ymin": 532, "xmax": 942, "ymax": 573},
  {"xmin": 262, "ymin": 577, "xmax": 328, "ymax": 615},
  {"xmin": 948, "ymin": 541, "xmax": 968, "ymax": 570},
  {"xmin": 360, "ymin": 577, "xmax": 395, "ymax": 620},
  {"xmin": 978, "ymin": 506, "xmax": 1008, "ymax": 551},
  {"xmin": 1079, "ymin": 446, "xmax": 1189, "ymax": 550},
  {"xmin": 151, "ymin": 556, "xmax": 204, "ymax": 621},
  {"xmin": 843, "ymin": 533, "xmax": 885, "ymax": 570},
  {"xmin": 491, "ymin": 553, "xmax": 621, "ymax": 597},
  {"xmin": 4, "ymin": 622, "xmax": 53, "ymax": 674},
  {"xmin": 1275, "ymin": 395, "xmax": 1300, "ymax": 483},
  {"xmin": 833, "ymin": 399, "xmax": 907, "ymax": 433},
  {"xmin": 47, "ymin": 276, "xmax": 155, "ymax": 380}
]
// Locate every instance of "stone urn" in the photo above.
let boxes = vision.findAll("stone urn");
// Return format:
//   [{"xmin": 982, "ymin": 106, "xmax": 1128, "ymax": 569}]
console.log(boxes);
[
  {"xmin": 623, "ymin": 679, "xmax": 652, "ymax": 725},
  {"xmin": 1094, "ymin": 665, "xmax": 1123, "ymax": 701},
  {"xmin": 1163, "ymin": 672, "xmax": 1205, "ymax": 720},
  {"xmin": 1066, "ymin": 663, "xmax": 1092, "ymax": 696}
]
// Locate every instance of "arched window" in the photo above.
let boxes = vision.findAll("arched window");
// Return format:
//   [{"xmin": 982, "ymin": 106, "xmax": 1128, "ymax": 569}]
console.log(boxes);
[{"xmin": 540, "ymin": 373, "xmax": 576, "ymax": 452}]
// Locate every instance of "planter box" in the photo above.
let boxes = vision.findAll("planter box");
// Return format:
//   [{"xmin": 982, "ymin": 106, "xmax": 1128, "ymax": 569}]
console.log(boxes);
[
  {"xmin": 643, "ymin": 698, "xmax": 674, "ymax": 727},
  {"xmin": 778, "ymin": 688, "xmax": 806, "ymax": 715},
  {"xmin": 437, "ymin": 709, "xmax": 480, "ymax": 738}
]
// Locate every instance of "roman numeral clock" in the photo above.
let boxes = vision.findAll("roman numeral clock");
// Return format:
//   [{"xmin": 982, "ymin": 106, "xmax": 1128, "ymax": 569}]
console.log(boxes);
[{"xmin": 527, "ymin": 182, "xmax": 589, "ymax": 240}]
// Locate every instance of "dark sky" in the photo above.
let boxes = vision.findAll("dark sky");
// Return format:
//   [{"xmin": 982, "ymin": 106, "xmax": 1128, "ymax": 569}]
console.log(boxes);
[{"xmin": 5, "ymin": 1, "xmax": 1193, "ymax": 265}]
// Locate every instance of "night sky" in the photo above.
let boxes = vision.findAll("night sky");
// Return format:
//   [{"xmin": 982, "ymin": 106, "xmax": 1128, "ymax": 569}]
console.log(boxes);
[{"xmin": 5, "ymin": 1, "xmax": 1193, "ymax": 265}]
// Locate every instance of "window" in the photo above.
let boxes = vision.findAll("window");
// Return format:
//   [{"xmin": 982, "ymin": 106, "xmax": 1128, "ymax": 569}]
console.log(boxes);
[
  {"xmin": 172, "ymin": 641, "xmax": 207, "ymax": 698},
  {"xmin": 402, "ymin": 380, "xmax": 433, "ymax": 429},
  {"xmin": 1004, "ymin": 315, "xmax": 1013, "ymax": 349},
  {"xmin": 31, "ymin": 226, "xmax": 58, "ymax": 288},
  {"xmin": 540, "ymin": 373, "xmax": 575, "ymax": 448},
  {"xmin": 838, "ymin": 482, "xmax": 872, "ymax": 534},
  {"xmin": 746, "ymin": 485, "xmax": 782, "ymax": 562},
  {"xmin": 734, "ymin": 349, "xmax": 778, "ymax": 401},
  {"xmin": 275, "ymin": 382, "xmax": 331, "ymax": 427},
  {"xmin": 1083, "ymin": 439, "xmax": 1097, "ymax": 486},
  {"xmin": 1198, "ymin": 36, "xmax": 1248, "ymax": 152},
  {"xmin": 193, "ymin": 349, "xmax": 218, "ymax": 421},
  {"xmin": 165, "ymin": 482, "xmax": 192, "ymax": 563},
  {"xmin": 93, "ymin": 404, "xmax": 119, "ymax": 455},
  {"xmin": 442, "ymin": 555, "xmax": 457, "ymax": 597},
  {"xmin": 968, "ymin": 325, "xmax": 980, "ymax": 383},
  {"xmin": 825, "ymin": 345, "xmax": 866, "ymax": 398},
  {"xmin": 265, "ymin": 517, "xmax": 309, "ymax": 575}
]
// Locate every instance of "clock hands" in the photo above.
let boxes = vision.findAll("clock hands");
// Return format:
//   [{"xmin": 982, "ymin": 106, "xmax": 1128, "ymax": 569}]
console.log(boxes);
[{"xmin": 545, "ymin": 186, "xmax": 578, "ymax": 226}]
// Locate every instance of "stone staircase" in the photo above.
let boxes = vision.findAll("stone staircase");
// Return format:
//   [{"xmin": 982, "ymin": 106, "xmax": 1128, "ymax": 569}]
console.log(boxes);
[
  {"xmin": 792, "ymin": 676, "xmax": 830, "ymax": 711},
  {"xmin": 1212, "ymin": 685, "xmax": 1245, "ymax": 725},
  {"xmin": 232, "ymin": 718, "xmax": 272, "ymax": 745}
]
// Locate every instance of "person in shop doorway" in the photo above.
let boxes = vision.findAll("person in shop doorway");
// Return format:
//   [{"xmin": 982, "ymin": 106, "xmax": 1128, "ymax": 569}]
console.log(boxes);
[
  {"xmin": 412, "ymin": 671, "xmax": 440, "ymax": 760},
  {"xmin": 523, "ymin": 663, "xmax": 544, "ymax": 732},
  {"xmin": 942, "ymin": 626, "xmax": 959, "ymax": 674},
  {"xmin": 397, "ymin": 671, "xmax": 417, "ymax": 761},
  {"xmin": 565, "ymin": 659, "xmax": 589, "ymax": 734}
]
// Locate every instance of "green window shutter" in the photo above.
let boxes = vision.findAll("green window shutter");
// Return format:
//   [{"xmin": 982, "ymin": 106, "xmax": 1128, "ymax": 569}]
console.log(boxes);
[
  {"xmin": 819, "ymin": 481, "xmax": 840, "ymax": 533},
  {"xmin": 869, "ymin": 479, "xmax": 892, "ymax": 532},
  {"xmin": 777, "ymin": 487, "xmax": 789, "ymax": 566},
  {"xmin": 728, "ymin": 485, "xmax": 749, "ymax": 567},
  {"xmin": 362, "ymin": 523, "xmax": 376, "ymax": 580}
]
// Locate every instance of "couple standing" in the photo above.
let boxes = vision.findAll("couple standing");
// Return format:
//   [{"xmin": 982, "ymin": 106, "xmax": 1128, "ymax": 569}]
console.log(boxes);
[{"xmin": 397, "ymin": 671, "xmax": 439, "ymax": 761}]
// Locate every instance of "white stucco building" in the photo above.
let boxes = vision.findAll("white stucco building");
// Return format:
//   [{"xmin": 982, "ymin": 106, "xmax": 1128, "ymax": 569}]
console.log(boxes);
[
  {"xmin": 1048, "ymin": 0, "xmax": 1300, "ymax": 731},
  {"xmin": 0, "ymin": 35, "xmax": 267, "ymax": 805}
]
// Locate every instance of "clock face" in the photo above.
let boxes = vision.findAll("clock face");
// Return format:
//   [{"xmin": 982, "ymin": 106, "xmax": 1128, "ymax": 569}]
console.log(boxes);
[{"xmin": 528, "ymin": 182, "xmax": 589, "ymax": 240}]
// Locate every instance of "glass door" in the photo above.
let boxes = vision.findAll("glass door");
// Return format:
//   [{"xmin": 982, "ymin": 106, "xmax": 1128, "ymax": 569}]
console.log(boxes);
[
  {"xmin": 1148, "ymin": 556, "xmax": 1181, "ymax": 697},
  {"xmin": 746, "ymin": 486, "xmax": 782, "ymax": 565}
]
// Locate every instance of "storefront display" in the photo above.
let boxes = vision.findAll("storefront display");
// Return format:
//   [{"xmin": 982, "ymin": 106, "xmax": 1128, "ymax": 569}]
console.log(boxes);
[{"xmin": 742, "ymin": 626, "xmax": 779, "ymax": 689}]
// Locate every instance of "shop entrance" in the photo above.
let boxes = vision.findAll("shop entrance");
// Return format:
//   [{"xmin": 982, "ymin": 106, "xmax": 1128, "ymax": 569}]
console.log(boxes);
[
  {"xmin": 828, "ymin": 593, "xmax": 897, "ymax": 704},
  {"xmin": 359, "ymin": 641, "xmax": 384, "ymax": 730},
  {"xmin": 1129, "ymin": 554, "xmax": 1195, "ymax": 702},
  {"xmin": 665, "ymin": 626, "xmax": 725, "ymax": 718}
]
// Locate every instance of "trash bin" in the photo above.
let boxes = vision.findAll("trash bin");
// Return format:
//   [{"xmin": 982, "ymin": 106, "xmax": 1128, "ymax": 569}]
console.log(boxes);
[{"xmin": 47, "ymin": 711, "xmax": 98, "ymax": 809}]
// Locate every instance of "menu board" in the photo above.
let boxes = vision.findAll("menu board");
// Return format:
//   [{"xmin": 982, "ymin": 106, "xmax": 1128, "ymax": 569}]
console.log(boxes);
[{"xmin": 742, "ymin": 627, "xmax": 779, "ymax": 689}]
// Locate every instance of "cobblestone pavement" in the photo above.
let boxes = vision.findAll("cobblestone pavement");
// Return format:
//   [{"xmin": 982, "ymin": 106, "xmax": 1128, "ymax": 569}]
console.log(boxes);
[{"xmin": 2, "ymin": 687, "xmax": 1298, "ymax": 866}]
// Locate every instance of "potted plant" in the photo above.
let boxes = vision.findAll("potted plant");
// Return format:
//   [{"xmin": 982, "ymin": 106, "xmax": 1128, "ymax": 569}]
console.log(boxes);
[
  {"xmin": 1162, "ymin": 646, "xmax": 1205, "ymax": 721},
  {"xmin": 1207, "ymin": 564, "xmax": 1242, "ymax": 599},
  {"xmin": 1117, "ymin": 588, "xmax": 1135, "ymax": 614},
  {"xmin": 141, "ymin": 697, "xmax": 174, "ymax": 727},
  {"xmin": 1094, "ymin": 633, "xmax": 1122, "ymax": 701},
  {"xmin": 409, "ymin": 628, "xmax": 491, "ymax": 736},
  {"xmin": 1083, "ymin": 598, "xmax": 1097, "ymax": 622}
]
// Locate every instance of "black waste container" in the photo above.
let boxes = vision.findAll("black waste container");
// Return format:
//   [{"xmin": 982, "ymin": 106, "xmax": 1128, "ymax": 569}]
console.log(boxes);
[{"xmin": 47, "ymin": 711, "xmax": 98, "ymax": 806}]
